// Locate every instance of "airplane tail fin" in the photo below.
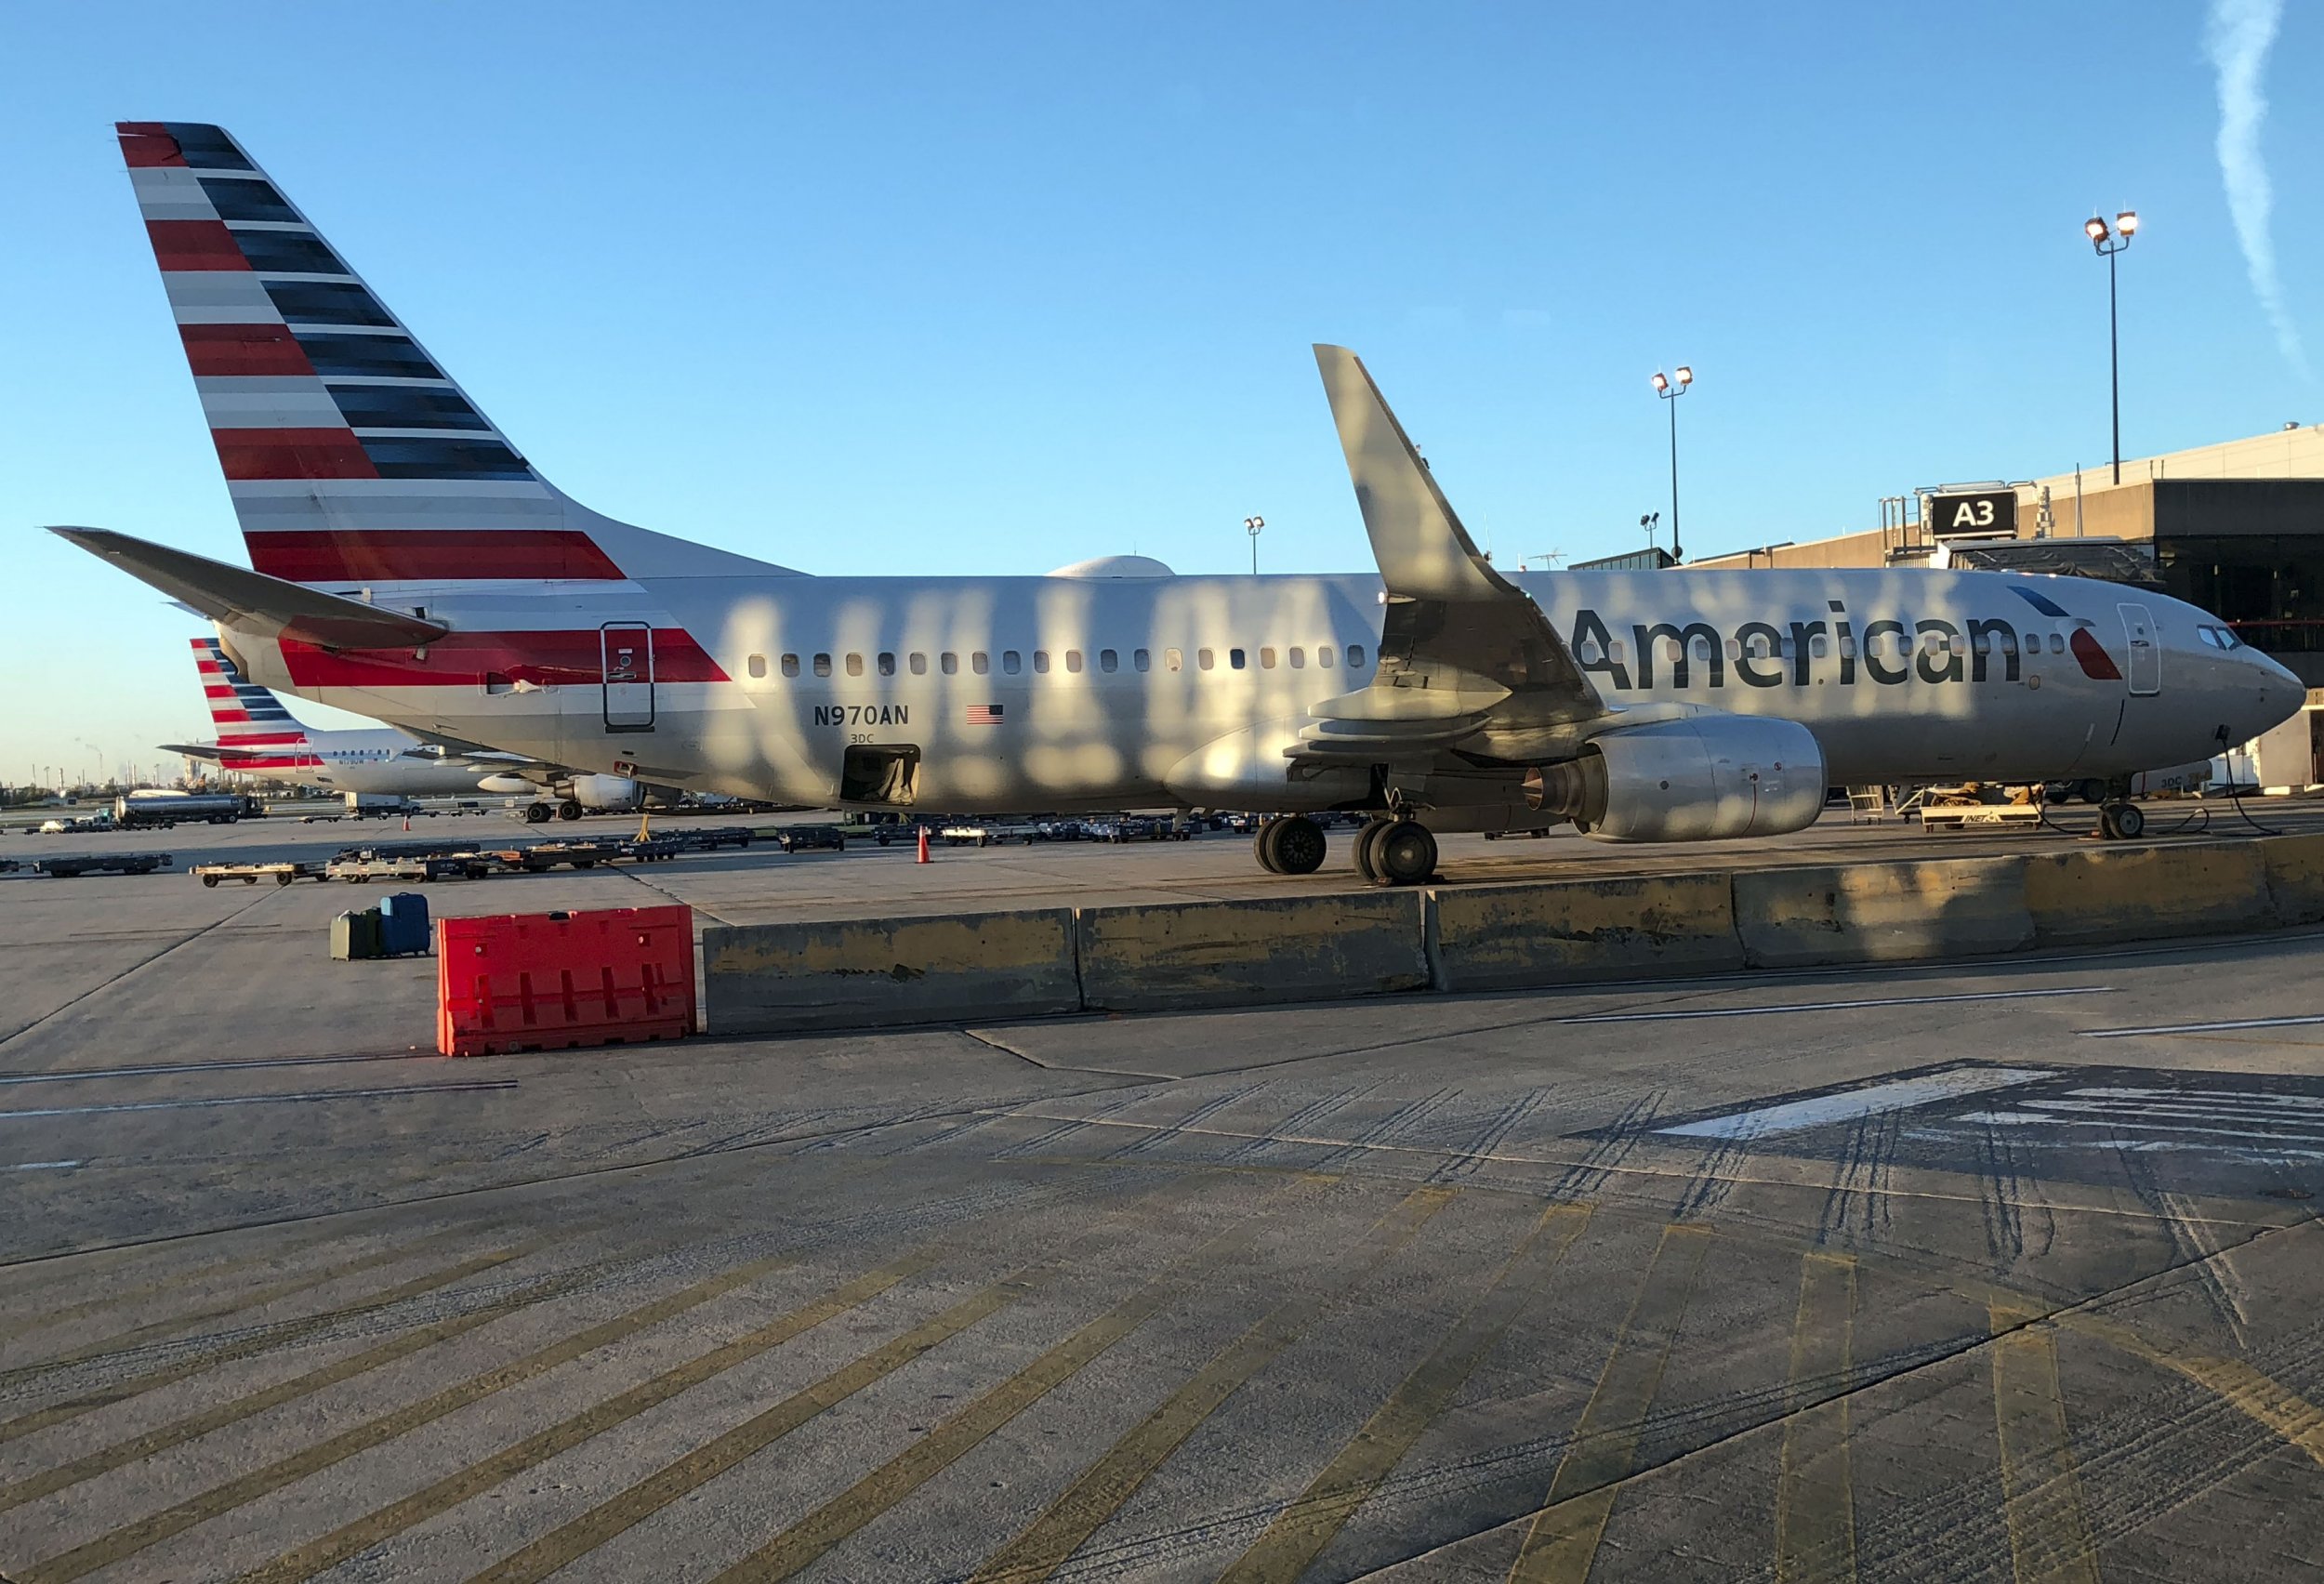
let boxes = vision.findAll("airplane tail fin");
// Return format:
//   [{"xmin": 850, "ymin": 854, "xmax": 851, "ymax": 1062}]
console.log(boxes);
[
  {"xmin": 117, "ymin": 122, "xmax": 794, "ymax": 587},
  {"xmin": 193, "ymin": 636, "xmax": 310, "ymax": 743}
]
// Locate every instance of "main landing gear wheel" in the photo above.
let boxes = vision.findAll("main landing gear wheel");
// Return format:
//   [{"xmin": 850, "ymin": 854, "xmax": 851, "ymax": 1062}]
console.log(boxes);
[
  {"xmin": 1373, "ymin": 820, "xmax": 1437, "ymax": 886},
  {"xmin": 557, "ymin": 799, "xmax": 584, "ymax": 822},
  {"xmin": 2098, "ymin": 801, "xmax": 2146, "ymax": 840},
  {"xmin": 523, "ymin": 801, "xmax": 554, "ymax": 825},
  {"xmin": 1353, "ymin": 819, "xmax": 1391, "ymax": 885},
  {"xmin": 1255, "ymin": 814, "xmax": 1327, "ymax": 876}
]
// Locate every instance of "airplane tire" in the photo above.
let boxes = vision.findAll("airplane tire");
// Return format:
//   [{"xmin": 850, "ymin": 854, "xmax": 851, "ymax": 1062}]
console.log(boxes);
[
  {"xmin": 558, "ymin": 799, "xmax": 583, "ymax": 822},
  {"xmin": 524, "ymin": 802, "xmax": 553, "ymax": 825},
  {"xmin": 2100, "ymin": 802, "xmax": 2145, "ymax": 840},
  {"xmin": 1254, "ymin": 822, "xmax": 1285, "ymax": 874},
  {"xmin": 1353, "ymin": 820, "xmax": 1390, "ymax": 886},
  {"xmin": 2079, "ymin": 779, "xmax": 2108, "ymax": 805},
  {"xmin": 1272, "ymin": 814, "xmax": 1327, "ymax": 876},
  {"xmin": 1375, "ymin": 821, "xmax": 1436, "ymax": 886}
]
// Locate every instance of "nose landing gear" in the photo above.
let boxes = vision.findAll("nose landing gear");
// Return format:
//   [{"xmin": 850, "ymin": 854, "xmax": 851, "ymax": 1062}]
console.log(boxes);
[{"xmin": 2097, "ymin": 801, "xmax": 2146, "ymax": 840}]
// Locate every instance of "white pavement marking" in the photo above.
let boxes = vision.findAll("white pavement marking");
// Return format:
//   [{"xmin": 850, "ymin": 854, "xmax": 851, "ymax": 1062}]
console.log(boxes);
[
  {"xmin": 0, "ymin": 1081, "xmax": 518, "ymax": 1121},
  {"xmin": 5, "ymin": 1161, "xmax": 81, "ymax": 1170},
  {"xmin": 1657, "ymin": 1067, "xmax": 2055, "ymax": 1141},
  {"xmin": 1559, "ymin": 986, "xmax": 2109, "ymax": 1026},
  {"xmin": 2078, "ymin": 1013, "xmax": 2324, "ymax": 1038}
]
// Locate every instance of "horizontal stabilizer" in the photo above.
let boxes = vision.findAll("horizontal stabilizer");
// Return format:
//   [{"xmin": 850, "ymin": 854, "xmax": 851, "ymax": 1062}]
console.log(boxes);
[
  {"xmin": 49, "ymin": 527, "xmax": 448, "ymax": 649},
  {"xmin": 155, "ymin": 741, "xmax": 227, "ymax": 761}
]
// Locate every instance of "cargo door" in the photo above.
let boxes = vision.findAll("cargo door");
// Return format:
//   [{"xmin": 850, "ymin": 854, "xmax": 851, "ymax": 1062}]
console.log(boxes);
[
  {"xmin": 2118, "ymin": 602, "xmax": 2159, "ymax": 696},
  {"xmin": 601, "ymin": 622, "xmax": 655, "ymax": 732}
]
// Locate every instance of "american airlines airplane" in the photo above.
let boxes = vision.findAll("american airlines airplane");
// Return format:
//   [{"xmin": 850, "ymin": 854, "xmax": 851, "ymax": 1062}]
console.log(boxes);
[
  {"xmin": 59, "ymin": 122, "xmax": 2303, "ymax": 884},
  {"xmin": 164, "ymin": 637, "xmax": 640, "ymax": 818}
]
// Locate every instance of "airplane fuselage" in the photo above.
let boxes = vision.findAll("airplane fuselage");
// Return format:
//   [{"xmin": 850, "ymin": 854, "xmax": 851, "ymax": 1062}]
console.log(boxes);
[{"xmin": 220, "ymin": 565, "xmax": 2299, "ymax": 817}]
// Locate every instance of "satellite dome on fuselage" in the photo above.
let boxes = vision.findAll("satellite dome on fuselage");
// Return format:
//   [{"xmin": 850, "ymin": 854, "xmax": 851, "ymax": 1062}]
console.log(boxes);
[{"xmin": 1045, "ymin": 555, "xmax": 1177, "ymax": 578}]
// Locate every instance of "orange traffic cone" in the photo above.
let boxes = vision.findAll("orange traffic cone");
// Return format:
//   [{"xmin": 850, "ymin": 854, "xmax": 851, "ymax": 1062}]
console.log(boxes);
[
  {"xmin": 916, "ymin": 825, "xmax": 931, "ymax": 864},
  {"xmin": 402, "ymin": 815, "xmax": 411, "ymax": 832}
]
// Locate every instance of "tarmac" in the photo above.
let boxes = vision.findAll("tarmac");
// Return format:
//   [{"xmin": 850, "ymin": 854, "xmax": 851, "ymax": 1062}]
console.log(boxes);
[{"xmin": 4, "ymin": 804, "xmax": 2323, "ymax": 1581}]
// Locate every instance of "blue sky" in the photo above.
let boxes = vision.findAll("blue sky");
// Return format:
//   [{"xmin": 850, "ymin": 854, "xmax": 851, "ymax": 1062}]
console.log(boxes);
[{"xmin": 5, "ymin": 2, "xmax": 2317, "ymax": 785}]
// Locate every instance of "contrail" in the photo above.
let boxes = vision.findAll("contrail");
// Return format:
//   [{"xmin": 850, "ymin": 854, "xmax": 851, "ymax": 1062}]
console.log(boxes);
[{"xmin": 2205, "ymin": 0, "xmax": 2307, "ymax": 374}]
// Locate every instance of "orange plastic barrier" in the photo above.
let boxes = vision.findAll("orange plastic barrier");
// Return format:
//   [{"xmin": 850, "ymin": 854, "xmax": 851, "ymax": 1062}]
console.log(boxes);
[{"xmin": 436, "ymin": 905, "xmax": 696, "ymax": 1057}]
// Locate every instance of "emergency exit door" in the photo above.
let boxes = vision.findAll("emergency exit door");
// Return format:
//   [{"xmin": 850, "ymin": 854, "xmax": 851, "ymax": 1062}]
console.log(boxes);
[
  {"xmin": 601, "ymin": 622, "xmax": 655, "ymax": 731},
  {"xmin": 2117, "ymin": 603, "xmax": 2160, "ymax": 696}
]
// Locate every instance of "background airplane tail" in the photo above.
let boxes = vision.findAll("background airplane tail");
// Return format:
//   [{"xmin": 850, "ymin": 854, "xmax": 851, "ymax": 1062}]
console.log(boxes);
[
  {"xmin": 193, "ymin": 636, "xmax": 310, "ymax": 746},
  {"xmin": 118, "ymin": 122, "xmax": 790, "ymax": 587}
]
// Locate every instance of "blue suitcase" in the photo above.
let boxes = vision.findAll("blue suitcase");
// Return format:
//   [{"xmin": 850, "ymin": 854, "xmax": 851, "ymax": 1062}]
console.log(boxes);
[{"xmin": 378, "ymin": 891, "xmax": 431, "ymax": 957}]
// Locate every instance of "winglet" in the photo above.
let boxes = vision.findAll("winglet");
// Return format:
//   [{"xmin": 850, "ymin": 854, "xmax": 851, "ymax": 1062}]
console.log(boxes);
[
  {"xmin": 50, "ymin": 527, "xmax": 448, "ymax": 649},
  {"xmin": 1313, "ymin": 345, "xmax": 1517, "ymax": 602}
]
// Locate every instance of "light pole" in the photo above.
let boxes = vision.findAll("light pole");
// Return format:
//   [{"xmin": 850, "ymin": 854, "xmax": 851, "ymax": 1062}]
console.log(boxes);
[
  {"xmin": 1244, "ymin": 515, "xmax": 1264, "ymax": 575},
  {"xmin": 2084, "ymin": 210, "xmax": 2137, "ymax": 485},
  {"xmin": 1650, "ymin": 366, "xmax": 1692, "ymax": 560}
]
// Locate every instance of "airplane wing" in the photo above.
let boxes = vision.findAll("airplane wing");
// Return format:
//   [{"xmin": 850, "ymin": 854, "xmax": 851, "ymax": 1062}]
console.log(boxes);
[
  {"xmin": 1301, "ymin": 346, "xmax": 1611, "ymax": 765},
  {"xmin": 156, "ymin": 741, "xmax": 227, "ymax": 761},
  {"xmin": 49, "ymin": 527, "xmax": 448, "ymax": 650}
]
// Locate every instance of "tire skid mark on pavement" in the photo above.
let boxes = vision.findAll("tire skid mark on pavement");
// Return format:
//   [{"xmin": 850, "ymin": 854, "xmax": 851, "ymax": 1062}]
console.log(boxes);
[
  {"xmin": 963, "ymin": 1186, "xmax": 1461, "ymax": 1584},
  {"xmin": 1214, "ymin": 1202, "xmax": 1590, "ymax": 1584},
  {"xmin": 463, "ymin": 1171, "xmax": 1274, "ymax": 1584}
]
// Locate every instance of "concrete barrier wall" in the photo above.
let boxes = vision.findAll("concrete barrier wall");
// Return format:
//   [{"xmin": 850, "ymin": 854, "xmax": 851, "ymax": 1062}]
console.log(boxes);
[
  {"xmin": 703, "ymin": 908, "xmax": 1079, "ymax": 1033},
  {"xmin": 1432, "ymin": 875, "xmax": 1743, "ymax": 991},
  {"xmin": 2260, "ymin": 833, "xmax": 2324, "ymax": 926},
  {"xmin": 1076, "ymin": 892, "xmax": 1428, "ymax": 1012},
  {"xmin": 2023, "ymin": 843, "xmax": 2276, "ymax": 945},
  {"xmin": 1734, "ymin": 856, "xmax": 2034, "ymax": 969},
  {"xmin": 701, "ymin": 835, "xmax": 2309, "ymax": 1035}
]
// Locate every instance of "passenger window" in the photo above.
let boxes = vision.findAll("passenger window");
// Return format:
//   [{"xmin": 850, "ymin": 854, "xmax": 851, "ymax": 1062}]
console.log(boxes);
[
  {"xmin": 2051, "ymin": 633, "xmax": 2065, "ymax": 653},
  {"xmin": 1230, "ymin": 648, "xmax": 1247, "ymax": 669},
  {"xmin": 1132, "ymin": 648, "xmax": 1149, "ymax": 672},
  {"xmin": 941, "ymin": 652, "xmax": 957, "ymax": 674},
  {"xmin": 1065, "ymin": 650, "xmax": 1083, "ymax": 673},
  {"xmin": 1317, "ymin": 645, "xmax": 1334, "ymax": 668},
  {"xmin": 1260, "ymin": 647, "xmax": 1277, "ymax": 668},
  {"xmin": 746, "ymin": 653, "xmax": 767, "ymax": 679},
  {"xmin": 1809, "ymin": 635, "xmax": 1829, "ymax": 659},
  {"xmin": 781, "ymin": 653, "xmax": 799, "ymax": 678},
  {"xmin": 1724, "ymin": 640, "xmax": 1741, "ymax": 661},
  {"xmin": 846, "ymin": 653, "xmax": 865, "ymax": 676},
  {"xmin": 976, "ymin": 652, "xmax": 993, "ymax": 674},
  {"xmin": 1198, "ymin": 648, "xmax": 1215, "ymax": 670},
  {"xmin": 1838, "ymin": 637, "xmax": 1855, "ymax": 658},
  {"xmin": 909, "ymin": 653, "xmax": 927, "ymax": 675},
  {"xmin": 1608, "ymin": 642, "xmax": 1626, "ymax": 665},
  {"xmin": 813, "ymin": 653, "xmax": 832, "ymax": 677},
  {"xmin": 1166, "ymin": 648, "xmax": 1183, "ymax": 671},
  {"xmin": 1288, "ymin": 647, "xmax": 1305, "ymax": 668},
  {"xmin": 878, "ymin": 652, "xmax": 895, "ymax": 676},
  {"xmin": 1100, "ymin": 649, "xmax": 1118, "ymax": 672},
  {"xmin": 1348, "ymin": 645, "xmax": 1367, "ymax": 667},
  {"xmin": 998, "ymin": 651, "xmax": 1016, "ymax": 674},
  {"xmin": 1034, "ymin": 651, "xmax": 1051, "ymax": 674}
]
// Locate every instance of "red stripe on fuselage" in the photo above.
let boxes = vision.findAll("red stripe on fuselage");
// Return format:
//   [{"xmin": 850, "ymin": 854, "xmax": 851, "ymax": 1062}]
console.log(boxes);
[
  {"xmin": 279, "ymin": 629, "xmax": 729, "ymax": 688},
  {"xmin": 215, "ymin": 732, "xmax": 309, "ymax": 745},
  {"xmin": 118, "ymin": 125, "xmax": 183, "ymax": 166},
  {"xmin": 246, "ymin": 529, "xmax": 626, "ymax": 583},
  {"xmin": 181, "ymin": 324, "xmax": 315, "ymax": 377},
  {"xmin": 213, "ymin": 428, "xmax": 378, "ymax": 481},
  {"xmin": 2070, "ymin": 627, "xmax": 2123, "ymax": 681},
  {"xmin": 146, "ymin": 219, "xmax": 250, "ymax": 271}
]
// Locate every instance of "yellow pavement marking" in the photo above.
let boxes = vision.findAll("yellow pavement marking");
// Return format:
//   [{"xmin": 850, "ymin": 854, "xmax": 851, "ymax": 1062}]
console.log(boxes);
[
  {"xmin": 1775, "ymin": 1253, "xmax": 1856, "ymax": 1584},
  {"xmin": 0, "ymin": 1247, "xmax": 542, "ymax": 1515},
  {"xmin": 18, "ymin": 1253, "xmax": 794, "ymax": 1584},
  {"xmin": 0, "ymin": 1228, "xmax": 471, "ymax": 1390},
  {"xmin": 1988, "ymin": 1301, "xmax": 2099, "ymax": 1584},
  {"xmin": 1507, "ymin": 1221, "xmax": 1713, "ymax": 1584},
  {"xmin": 1215, "ymin": 1202, "xmax": 1589, "ymax": 1584},
  {"xmin": 705, "ymin": 1188, "xmax": 1406, "ymax": 1584},
  {"xmin": 2057, "ymin": 1309, "xmax": 2324, "ymax": 1470},
  {"xmin": 238, "ymin": 1250, "xmax": 940, "ymax": 1584},
  {"xmin": 0, "ymin": 1241, "xmax": 537, "ymax": 1448},
  {"xmin": 468, "ymin": 1271, "xmax": 1038, "ymax": 1584},
  {"xmin": 0, "ymin": 1238, "xmax": 325, "ymax": 1346}
]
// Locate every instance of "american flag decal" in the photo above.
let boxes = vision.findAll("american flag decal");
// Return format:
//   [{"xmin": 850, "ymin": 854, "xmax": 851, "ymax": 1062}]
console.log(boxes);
[{"xmin": 966, "ymin": 704, "xmax": 1004, "ymax": 725}]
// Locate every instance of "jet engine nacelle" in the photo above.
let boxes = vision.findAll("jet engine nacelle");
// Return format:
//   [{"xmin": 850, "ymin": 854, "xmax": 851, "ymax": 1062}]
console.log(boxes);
[
  {"xmin": 569, "ymin": 773, "xmax": 642, "ymax": 811},
  {"xmin": 1526, "ymin": 716, "xmax": 1826, "ymax": 841},
  {"xmin": 475, "ymin": 773, "xmax": 535, "ymax": 795}
]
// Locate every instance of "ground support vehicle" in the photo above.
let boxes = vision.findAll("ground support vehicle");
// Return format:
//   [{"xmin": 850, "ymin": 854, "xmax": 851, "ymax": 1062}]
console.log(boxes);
[
  {"xmin": 939, "ymin": 821, "xmax": 1040, "ymax": 847},
  {"xmin": 193, "ymin": 861, "xmax": 320, "ymax": 887},
  {"xmin": 664, "ymin": 826, "xmax": 757, "ymax": 851},
  {"xmin": 326, "ymin": 851, "xmax": 499, "ymax": 883},
  {"xmin": 35, "ymin": 852, "xmax": 173, "ymax": 878},
  {"xmin": 776, "ymin": 825, "xmax": 849, "ymax": 852}
]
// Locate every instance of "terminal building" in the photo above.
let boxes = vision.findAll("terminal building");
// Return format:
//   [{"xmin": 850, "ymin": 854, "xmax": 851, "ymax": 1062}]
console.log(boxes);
[{"xmin": 1685, "ymin": 424, "xmax": 2324, "ymax": 788}]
